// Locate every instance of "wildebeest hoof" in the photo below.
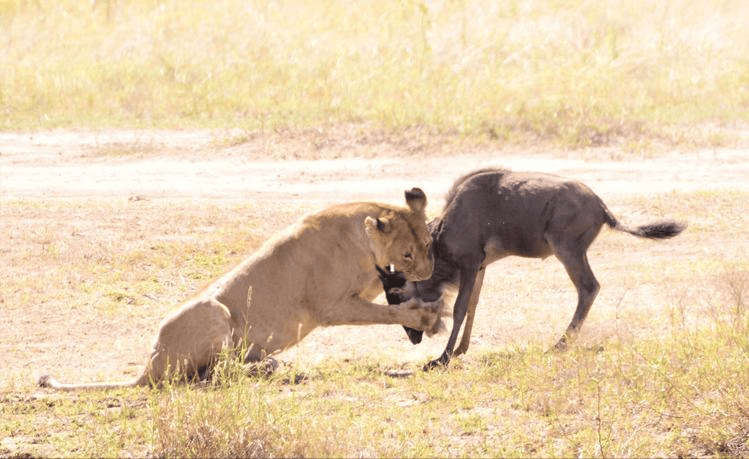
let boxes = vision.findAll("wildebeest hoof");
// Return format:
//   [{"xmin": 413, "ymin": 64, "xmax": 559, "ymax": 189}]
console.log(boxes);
[
  {"xmin": 550, "ymin": 334, "xmax": 572, "ymax": 352},
  {"xmin": 422, "ymin": 357, "xmax": 449, "ymax": 372}
]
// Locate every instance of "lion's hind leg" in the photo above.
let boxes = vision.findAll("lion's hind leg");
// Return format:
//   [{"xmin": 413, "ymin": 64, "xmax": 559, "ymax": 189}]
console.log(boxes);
[{"xmin": 145, "ymin": 298, "xmax": 234, "ymax": 385}]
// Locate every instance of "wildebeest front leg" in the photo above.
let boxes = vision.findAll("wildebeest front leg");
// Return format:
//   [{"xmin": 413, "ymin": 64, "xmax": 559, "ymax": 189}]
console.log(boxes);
[
  {"xmin": 453, "ymin": 267, "xmax": 486, "ymax": 357},
  {"xmin": 424, "ymin": 263, "xmax": 481, "ymax": 370}
]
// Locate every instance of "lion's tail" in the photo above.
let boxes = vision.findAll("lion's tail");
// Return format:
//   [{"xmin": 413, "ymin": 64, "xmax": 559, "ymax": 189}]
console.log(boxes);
[
  {"xmin": 38, "ymin": 373, "xmax": 147, "ymax": 391},
  {"xmin": 602, "ymin": 205, "xmax": 686, "ymax": 239}
]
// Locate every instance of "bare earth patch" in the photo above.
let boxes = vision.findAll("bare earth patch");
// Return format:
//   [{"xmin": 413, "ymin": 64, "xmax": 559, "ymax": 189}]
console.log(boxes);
[
  {"xmin": 2, "ymin": 129, "xmax": 748, "ymax": 381},
  {"xmin": 1, "ymin": 130, "xmax": 748, "ymax": 456}
]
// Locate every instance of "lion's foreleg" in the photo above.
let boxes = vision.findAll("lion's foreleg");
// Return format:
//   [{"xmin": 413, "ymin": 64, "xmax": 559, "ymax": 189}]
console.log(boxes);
[{"xmin": 320, "ymin": 296, "xmax": 443, "ymax": 331}]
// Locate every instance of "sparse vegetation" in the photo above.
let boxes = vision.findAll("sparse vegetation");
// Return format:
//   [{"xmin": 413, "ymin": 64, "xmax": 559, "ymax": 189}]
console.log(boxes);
[
  {"xmin": 151, "ymin": 325, "xmax": 749, "ymax": 458},
  {"xmin": 2, "ymin": 0, "xmax": 749, "ymax": 457},
  {"xmin": 2, "ymin": 0, "xmax": 748, "ymax": 148},
  {"xmin": 3, "ymin": 312, "xmax": 748, "ymax": 457},
  {"xmin": 2, "ymin": 188, "xmax": 748, "ymax": 457}
]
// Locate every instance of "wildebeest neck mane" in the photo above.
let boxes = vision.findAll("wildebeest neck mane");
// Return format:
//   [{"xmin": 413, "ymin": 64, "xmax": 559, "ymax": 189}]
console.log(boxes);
[{"xmin": 443, "ymin": 167, "xmax": 510, "ymax": 210}]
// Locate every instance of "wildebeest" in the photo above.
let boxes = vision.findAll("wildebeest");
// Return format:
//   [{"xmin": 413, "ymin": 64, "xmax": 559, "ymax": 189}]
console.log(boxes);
[{"xmin": 382, "ymin": 168, "xmax": 686, "ymax": 370}]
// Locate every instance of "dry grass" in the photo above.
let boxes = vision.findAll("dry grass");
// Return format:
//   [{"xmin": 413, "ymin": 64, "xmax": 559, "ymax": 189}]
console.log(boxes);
[
  {"xmin": 2, "ymin": 1, "xmax": 749, "ymax": 455},
  {"xmin": 16, "ymin": 314, "xmax": 746, "ymax": 458},
  {"xmin": 2, "ymin": 0, "xmax": 748, "ymax": 147},
  {"xmin": 2, "ymin": 185, "xmax": 748, "ymax": 458}
]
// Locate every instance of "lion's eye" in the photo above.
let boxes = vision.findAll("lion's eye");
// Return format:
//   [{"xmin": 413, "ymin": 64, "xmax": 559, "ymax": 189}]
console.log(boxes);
[{"xmin": 403, "ymin": 252, "xmax": 413, "ymax": 261}]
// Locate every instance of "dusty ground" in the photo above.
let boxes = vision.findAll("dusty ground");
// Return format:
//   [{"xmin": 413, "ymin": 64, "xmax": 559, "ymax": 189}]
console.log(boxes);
[{"xmin": 1, "ymin": 129, "xmax": 748, "ymax": 390}]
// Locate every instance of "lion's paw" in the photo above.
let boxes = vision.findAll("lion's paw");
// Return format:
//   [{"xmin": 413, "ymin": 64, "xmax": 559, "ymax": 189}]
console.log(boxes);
[
  {"xmin": 404, "ymin": 296, "xmax": 445, "ymax": 335},
  {"xmin": 421, "ymin": 297, "xmax": 446, "ymax": 336}
]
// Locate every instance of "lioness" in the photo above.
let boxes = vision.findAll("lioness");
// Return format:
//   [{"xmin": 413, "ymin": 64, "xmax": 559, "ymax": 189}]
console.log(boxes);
[{"xmin": 38, "ymin": 188, "xmax": 442, "ymax": 390}]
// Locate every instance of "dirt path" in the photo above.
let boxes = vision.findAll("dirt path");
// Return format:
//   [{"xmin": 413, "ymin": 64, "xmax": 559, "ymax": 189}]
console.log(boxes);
[
  {"xmin": 1, "ymin": 129, "xmax": 748, "ymax": 388},
  {"xmin": 3, "ymin": 130, "xmax": 748, "ymax": 201}
]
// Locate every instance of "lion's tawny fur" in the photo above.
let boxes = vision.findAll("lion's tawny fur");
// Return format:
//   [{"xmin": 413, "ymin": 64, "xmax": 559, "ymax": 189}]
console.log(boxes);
[{"xmin": 38, "ymin": 192, "xmax": 441, "ymax": 390}]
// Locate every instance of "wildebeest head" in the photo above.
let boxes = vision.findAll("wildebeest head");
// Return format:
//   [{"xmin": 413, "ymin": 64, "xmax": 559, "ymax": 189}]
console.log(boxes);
[{"xmin": 376, "ymin": 265, "xmax": 423, "ymax": 344}]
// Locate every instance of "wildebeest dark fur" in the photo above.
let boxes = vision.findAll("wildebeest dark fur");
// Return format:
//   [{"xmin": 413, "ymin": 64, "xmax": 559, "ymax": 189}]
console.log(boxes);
[
  {"xmin": 383, "ymin": 168, "xmax": 686, "ymax": 370},
  {"xmin": 376, "ymin": 265, "xmax": 423, "ymax": 344}
]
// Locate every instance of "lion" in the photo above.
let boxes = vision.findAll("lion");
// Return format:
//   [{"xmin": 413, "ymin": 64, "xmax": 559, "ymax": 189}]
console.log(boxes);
[{"xmin": 38, "ymin": 188, "xmax": 443, "ymax": 390}]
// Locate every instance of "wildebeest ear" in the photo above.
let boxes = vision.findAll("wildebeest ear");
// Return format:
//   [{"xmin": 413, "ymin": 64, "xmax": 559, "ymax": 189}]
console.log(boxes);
[
  {"xmin": 365, "ymin": 216, "xmax": 391, "ymax": 235},
  {"xmin": 405, "ymin": 187, "xmax": 427, "ymax": 215}
]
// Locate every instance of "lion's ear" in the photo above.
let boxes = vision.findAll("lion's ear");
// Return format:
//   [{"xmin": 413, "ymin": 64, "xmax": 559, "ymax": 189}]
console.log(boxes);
[
  {"xmin": 405, "ymin": 187, "xmax": 427, "ymax": 215},
  {"xmin": 365, "ymin": 216, "xmax": 391, "ymax": 235}
]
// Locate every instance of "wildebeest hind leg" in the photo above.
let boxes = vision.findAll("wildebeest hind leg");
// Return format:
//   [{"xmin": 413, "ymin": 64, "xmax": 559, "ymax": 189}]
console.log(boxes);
[
  {"xmin": 552, "ymin": 247, "xmax": 600, "ymax": 350},
  {"xmin": 454, "ymin": 268, "xmax": 486, "ymax": 357}
]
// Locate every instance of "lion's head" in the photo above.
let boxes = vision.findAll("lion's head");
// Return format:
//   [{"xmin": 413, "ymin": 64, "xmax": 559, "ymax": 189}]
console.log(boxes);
[{"xmin": 365, "ymin": 188, "xmax": 433, "ymax": 281}]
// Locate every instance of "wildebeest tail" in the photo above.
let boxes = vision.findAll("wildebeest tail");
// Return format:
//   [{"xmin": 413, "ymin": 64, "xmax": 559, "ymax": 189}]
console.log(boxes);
[{"xmin": 602, "ymin": 204, "xmax": 686, "ymax": 239}]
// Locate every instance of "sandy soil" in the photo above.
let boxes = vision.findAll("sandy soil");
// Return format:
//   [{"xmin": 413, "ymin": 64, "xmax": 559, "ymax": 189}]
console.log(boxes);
[{"xmin": 1, "ymin": 129, "xmax": 748, "ymax": 389}]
